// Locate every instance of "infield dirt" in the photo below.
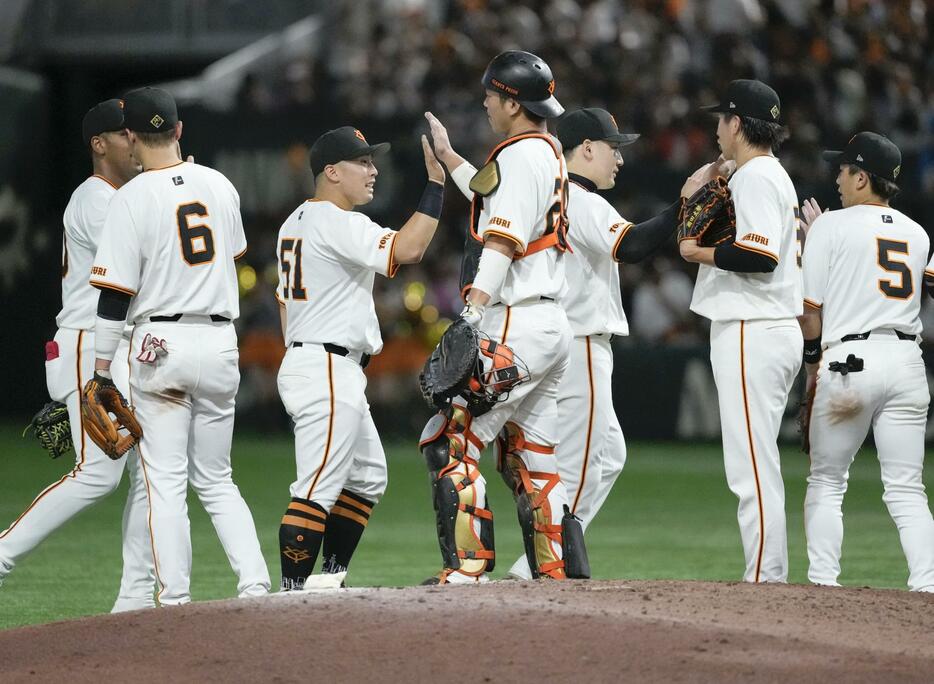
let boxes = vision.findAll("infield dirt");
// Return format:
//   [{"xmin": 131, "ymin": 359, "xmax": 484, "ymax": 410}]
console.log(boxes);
[{"xmin": 1, "ymin": 580, "xmax": 932, "ymax": 683}]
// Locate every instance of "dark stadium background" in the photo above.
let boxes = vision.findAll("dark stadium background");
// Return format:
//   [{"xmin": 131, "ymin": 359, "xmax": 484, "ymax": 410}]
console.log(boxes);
[{"xmin": 2, "ymin": 0, "xmax": 931, "ymax": 440}]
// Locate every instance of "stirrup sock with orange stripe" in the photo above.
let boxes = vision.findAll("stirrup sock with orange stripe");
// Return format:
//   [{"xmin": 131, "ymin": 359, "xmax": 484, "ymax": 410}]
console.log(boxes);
[
  {"xmin": 419, "ymin": 407, "xmax": 495, "ymax": 576},
  {"xmin": 496, "ymin": 423, "xmax": 566, "ymax": 579},
  {"xmin": 279, "ymin": 497, "xmax": 327, "ymax": 590},
  {"xmin": 321, "ymin": 489, "xmax": 374, "ymax": 574}
]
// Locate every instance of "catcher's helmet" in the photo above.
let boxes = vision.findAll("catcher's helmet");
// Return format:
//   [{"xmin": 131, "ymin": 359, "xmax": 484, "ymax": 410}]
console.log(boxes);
[{"xmin": 481, "ymin": 50, "xmax": 564, "ymax": 119}]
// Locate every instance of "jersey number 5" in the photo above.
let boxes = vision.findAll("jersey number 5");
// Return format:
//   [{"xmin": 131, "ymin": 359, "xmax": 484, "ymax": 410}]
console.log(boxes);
[
  {"xmin": 177, "ymin": 202, "xmax": 215, "ymax": 265},
  {"xmin": 279, "ymin": 238, "xmax": 307, "ymax": 300},
  {"xmin": 877, "ymin": 238, "xmax": 913, "ymax": 300}
]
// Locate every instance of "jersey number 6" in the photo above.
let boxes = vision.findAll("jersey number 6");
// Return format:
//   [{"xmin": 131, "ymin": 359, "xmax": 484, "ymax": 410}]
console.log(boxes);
[
  {"xmin": 877, "ymin": 238, "xmax": 913, "ymax": 300},
  {"xmin": 177, "ymin": 202, "xmax": 215, "ymax": 265}
]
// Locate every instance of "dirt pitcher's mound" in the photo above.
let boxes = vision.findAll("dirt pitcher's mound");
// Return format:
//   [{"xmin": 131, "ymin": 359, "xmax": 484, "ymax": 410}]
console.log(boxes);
[{"xmin": 1, "ymin": 580, "xmax": 933, "ymax": 683}]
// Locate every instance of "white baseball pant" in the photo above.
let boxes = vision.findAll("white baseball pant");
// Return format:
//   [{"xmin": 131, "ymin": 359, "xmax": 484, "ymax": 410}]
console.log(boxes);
[
  {"xmin": 278, "ymin": 345, "xmax": 388, "ymax": 508},
  {"xmin": 0, "ymin": 328, "xmax": 155, "ymax": 611},
  {"xmin": 805, "ymin": 334, "xmax": 934, "ymax": 591},
  {"xmin": 710, "ymin": 318, "xmax": 802, "ymax": 583},
  {"xmin": 129, "ymin": 319, "xmax": 270, "ymax": 605},
  {"xmin": 507, "ymin": 332, "xmax": 626, "ymax": 579}
]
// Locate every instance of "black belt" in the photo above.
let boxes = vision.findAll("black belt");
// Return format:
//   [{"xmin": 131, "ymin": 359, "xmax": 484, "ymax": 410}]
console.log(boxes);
[
  {"xmin": 291, "ymin": 342, "xmax": 370, "ymax": 368},
  {"xmin": 150, "ymin": 314, "xmax": 230, "ymax": 323},
  {"xmin": 840, "ymin": 330, "xmax": 915, "ymax": 342}
]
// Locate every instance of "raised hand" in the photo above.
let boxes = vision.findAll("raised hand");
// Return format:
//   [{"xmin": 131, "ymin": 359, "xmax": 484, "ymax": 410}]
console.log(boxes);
[
  {"xmin": 800, "ymin": 198, "xmax": 823, "ymax": 234},
  {"xmin": 422, "ymin": 134, "xmax": 446, "ymax": 184}
]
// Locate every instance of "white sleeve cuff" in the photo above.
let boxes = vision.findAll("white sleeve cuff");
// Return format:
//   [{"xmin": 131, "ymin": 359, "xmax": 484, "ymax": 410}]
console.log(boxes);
[
  {"xmin": 471, "ymin": 247, "xmax": 512, "ymax": 302},
  {"xmin": 451, "ymin": 162, "xmax": 478, "ymax": 201},
  {"xmin": 94, "ymin": 316, "xmax": 125, "ymax": 363}
]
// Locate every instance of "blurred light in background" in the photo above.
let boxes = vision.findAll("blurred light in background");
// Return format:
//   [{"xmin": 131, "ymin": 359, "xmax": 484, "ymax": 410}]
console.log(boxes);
[
  {"xmin": 403, "ymin": 281, "xmax": 426, "ymax": 312},
  {"xmin": 238, "ymin": 264, "xmax": 257, "ymax": 295}
]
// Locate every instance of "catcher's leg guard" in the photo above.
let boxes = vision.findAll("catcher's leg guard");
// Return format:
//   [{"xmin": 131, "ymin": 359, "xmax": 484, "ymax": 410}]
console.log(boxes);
[
  {"xmin": 321, "ymin": 489, "xmax": 374, "ymax": 575},
  {"xmin": 561, "ymin": 506, "xmax": 591, "ymax": 579},
  {"xmin": 496, "ymin": 422, "xmax": 566, "ymax": 579},
  {"xmin": 279, "ymin": 497, "xmax": 327, "ymax": 591},
  {"xmin": 420, "ymin": 406, "xmax": 494, "ymax": 583}
]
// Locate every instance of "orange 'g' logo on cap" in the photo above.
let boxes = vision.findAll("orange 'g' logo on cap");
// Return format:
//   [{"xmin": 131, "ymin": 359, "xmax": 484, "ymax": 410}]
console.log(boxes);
[
  {"xmin": 354, "ymin": 129, "xmax": 367, "ymax": 142},
  {"xmin": 547, "ymin": 80, "xmax": 556, "ymax": 95},
  {"xmin": 609, "ymin": 114, "xmax": 618, "ymax": 129},
  {"xmin": 118, "ymin": 100, "xmax": 125, "ymax": 109}
]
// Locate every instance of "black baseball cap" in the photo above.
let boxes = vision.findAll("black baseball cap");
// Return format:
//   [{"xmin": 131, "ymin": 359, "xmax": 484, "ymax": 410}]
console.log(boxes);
[
  {"xmin": 557, "ymin": 108, "xmax": 640, "ymax": 152},
  {"xmin": 82, "ymin": 99, "xmax": 125, "ymax": 146},
  {"xmin": 822, "ymin": 132, "xmax": 902, "ymax": 183},
  {"xmin": 122, "ymin": 87, "xmax": 179, "ymax": 134},
  {"xmin": 309, "ymin": 126, "xmax": 390, "ymax": 176},
  {"xmin": 701, "ymin": 79, "xmax": 782, "ymax": 123}
]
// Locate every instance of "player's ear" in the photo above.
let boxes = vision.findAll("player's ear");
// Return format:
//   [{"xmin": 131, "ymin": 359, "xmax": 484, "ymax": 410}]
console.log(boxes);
[
  {"xmin": 174, "ymin": 121, "xmax": 183, "ymax": 142},
  {"xmin": 323, "ymin": 163, "xmax": 341, "ymax": 183},
  {"xmin": 89, "ymin": 134, "xmax": 105, "ymax": 158}
]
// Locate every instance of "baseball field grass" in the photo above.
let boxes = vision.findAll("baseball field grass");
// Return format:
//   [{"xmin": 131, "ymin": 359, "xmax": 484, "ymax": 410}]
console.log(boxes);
[{"xmin": 0, "ymin": 423, "xmax": 929, "ymax": 630}]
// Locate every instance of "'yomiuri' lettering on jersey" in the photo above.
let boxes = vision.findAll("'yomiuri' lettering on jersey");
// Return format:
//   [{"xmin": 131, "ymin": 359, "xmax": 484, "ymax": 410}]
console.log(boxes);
[
  {"xmin": 690, "ymin": 155, "xmax": 803, "ymax": 322},
  {"xmin": 276, "ymin": 199, "xmax": 398, "ymax": 355},
  {"xmin": 57, "ymin": 175, "xmax": 117, "ymax": 330},
  {"xmin": 803, "ymin": 204, "xmax": 928, "ymax": 344},
  {"xmin": 91, "ymin": 161, "xmax": 247, "ymax": 323},
  {"xmin": 563, "ymin": 180, "xmax": 631, "ymax": 336},
  {"xmin": 477, "ymin": 137, "xmax": 567, "ymax": 305}
]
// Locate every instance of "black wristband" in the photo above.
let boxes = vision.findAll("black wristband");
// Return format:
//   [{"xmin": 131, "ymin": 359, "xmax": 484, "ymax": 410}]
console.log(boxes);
[
  {"xmin": 803, "ymin": 337, "xmax": 822, "ymax": 365},
  {"xmin": 417, "ymin": 181, "xmax": 444, "ymax": 219}
]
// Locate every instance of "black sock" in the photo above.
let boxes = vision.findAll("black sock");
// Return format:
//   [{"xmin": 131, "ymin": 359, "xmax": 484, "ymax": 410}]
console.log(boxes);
[
  {"xmin": 321, "ymin": 489, "xmax": 374, "ymax": 574},
  {"xmin": 279, "ymin": 497, "xmax": 327, "ymax": 590}
]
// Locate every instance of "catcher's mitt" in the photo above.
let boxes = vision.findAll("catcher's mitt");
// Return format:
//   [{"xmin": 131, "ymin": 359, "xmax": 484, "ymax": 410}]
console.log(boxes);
[
  {"xmin": 23, "ymin": 401, "xmax": 73, "ymax": 459},
  {"xmin": 418, "ymin": 318, "xmax": 528, "ymax": 416},
  {"xmin": 678, "ymin": 176, "xmax": 736, "ymax": 247},
  {"xmin": 80, "ymin": 372, "xmax": 143, "ymax": 460}
]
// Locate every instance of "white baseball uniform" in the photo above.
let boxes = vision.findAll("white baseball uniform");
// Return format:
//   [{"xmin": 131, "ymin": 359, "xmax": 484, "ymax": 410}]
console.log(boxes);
[
  {"xmin": 505, "ymin": 174, "xmax": 631, "ymax": 580},
  {"xmin": 0, "ymin": 175, "xmax": 155, "ymax": 612},
  {"xmin": 690, "ymin": 155, "xmax": 803, "ymax": 583},
  {"xmin": 802, "ymin": 203, "xmax": 934, "ymax": 591},
  {"xmin": 449, "ymin": 133, "xmax": 574, "ymax": 581},
  {"xmin": 276, "ymin": 199, "xmax": 391, "ymax": 512},
  {"xmin": 92, "ymin": 160, "xmax": 270, "ymax": 605}
]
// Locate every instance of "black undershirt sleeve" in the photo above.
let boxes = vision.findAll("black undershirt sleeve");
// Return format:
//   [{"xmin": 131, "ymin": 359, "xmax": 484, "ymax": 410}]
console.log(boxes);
[
  {"xmin": 613, "ymin": 200, "xmax": 682, "ymax": 264},
  {"xmin": 713, "ymin": 243, "xmax": 778, "ymax": 273},
  {"xmin": 96, "ymin": 288, "xmax": 131, "ymax": 321}
]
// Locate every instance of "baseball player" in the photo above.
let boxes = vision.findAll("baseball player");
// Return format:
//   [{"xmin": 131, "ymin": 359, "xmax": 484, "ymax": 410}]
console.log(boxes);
[
  {"xmin": 0, "ymin": 100, "xmax": 156, "ymax": 612},
  {"xmin": 419, "ymin": 50, "xmax": 583, "ymax": 585},
  {"xmin": 496, "ymin": 108, "xmax": 682, "ymax": 580},
  {"xmin": 274, "ymin": 126, "xmax": 446, "ymax": 591},
  {"xmin": 89, "ymin": 87, "xmax": 270, "ymax": 605},
  {"xmin": 679, "ymin": 80, "xmax": 803, "ymax": 583},
  {"xmin": 799, "ymin": 132, "xmax": 934, "ymax": 591}
]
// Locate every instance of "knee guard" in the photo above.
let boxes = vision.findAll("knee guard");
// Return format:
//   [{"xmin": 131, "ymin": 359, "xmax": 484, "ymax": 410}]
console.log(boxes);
[
  {"xmin": 419, "ymin": 406, "xmax": 494, "ymax": 577},
  {"xmin": 496, "ymin": 422, "xmax": 566, "ymax": 579}
]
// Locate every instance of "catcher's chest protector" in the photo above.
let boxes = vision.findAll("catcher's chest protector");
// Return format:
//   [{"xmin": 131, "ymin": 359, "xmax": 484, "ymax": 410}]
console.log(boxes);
[{"xmin": 459, "ymin": 133, "xmax": 570, "ymax": 297}]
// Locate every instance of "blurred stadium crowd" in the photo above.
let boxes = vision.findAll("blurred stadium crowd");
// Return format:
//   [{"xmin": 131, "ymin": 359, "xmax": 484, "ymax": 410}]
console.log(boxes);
[{"xmin": 218, "ymin": 0, "xmax": 932, "ymax": 428}]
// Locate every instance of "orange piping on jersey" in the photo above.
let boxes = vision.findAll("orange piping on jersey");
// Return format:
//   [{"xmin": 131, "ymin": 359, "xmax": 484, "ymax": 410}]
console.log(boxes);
[
  {"xmin": 386, "ymin": 232, "xmax": 399, "ymax": 278},
  {"xmin": 306, "ymin": 352, "xmax": 335, "ymax": 499},
  {"xmin": 234, "ymin": 247, "xmax": 248, "ymax": 260},
  {"xmin": 924, "ymin": 269, "xmax": 934, "ymax": 278},
  {"xmin": 0, "ymin": 331, "xmax": 89, "ymax": 541},
  {"xmin": 482, "ymin": 229, "xmax": 525, "ymax": 254},
  {"xmin": 90, "ymin": 280, "xmax": 138, "ymax": 296},
  {"xmin": 735, "ymin": 242, "xmax": 779, "ymax": 263},
  {"xmin": 501, "ymin": 306, "xmax": 512, "ymax": 345},
  {"xmin": 145, "ymin": 160, "xmax": 185, "ymax": 173},
  {"xmin": 610, "ymin": 223, "xmax": 634, "ymax": 262},
  {"xmin": 803, "ymin": 298, "xmax": 822, "ymax": 310},
  {"xmin": 571, "ymin": 336, "xmax": 595, "ymax": 514},
  {"xmin": 92, "ymin": 174, "xmax": 119, "ymax": 190},
  {"xmin": 740, "ymin": 321, "xmax": 766, "ymax": 583}
]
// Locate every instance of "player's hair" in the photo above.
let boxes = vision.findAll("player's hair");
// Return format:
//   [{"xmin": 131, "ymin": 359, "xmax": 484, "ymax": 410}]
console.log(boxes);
[
  {"xmin": 729, "ymin": 114, "xmax": 789, "ymax": 154},
  {"xmin": 134, "ymin": 129, "xmax": 177, "ymax": 148},
  {"xmin": 846, "ymin": 165, "xmax": 900, "ymax": 200},
  {"xmin": 496, "ymin": 93, "xmax": 546, "ymax": 127}
]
